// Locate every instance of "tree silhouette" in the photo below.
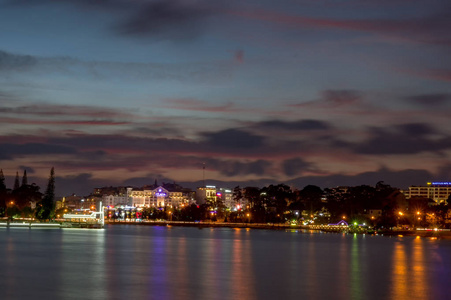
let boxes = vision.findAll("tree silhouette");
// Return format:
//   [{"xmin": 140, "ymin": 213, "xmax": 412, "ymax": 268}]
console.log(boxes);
[
  {"xmin": 0, "ymin": 169, "xmax": 6, "ymax": 216},
  {"xmin": 36, "ymin": 167, "xmax": 55, "ymax": 221},
  {"xmin": 298, "ymin": 185, "xmax": 323, "ymax": 216},
  {"xmin": 0, "ymin": 169, "xmax": 6, "ymax": 191},
  {"xmin": 233, "ymin": 186, "xmax": 242, "ymax": 207},
  {"xmin": 21, "ymin": 170, "xmax": 28, "ymax": 187},
  {"xmin": 13, "ymin": 171, "xmax": 20, "ymax": 190}
]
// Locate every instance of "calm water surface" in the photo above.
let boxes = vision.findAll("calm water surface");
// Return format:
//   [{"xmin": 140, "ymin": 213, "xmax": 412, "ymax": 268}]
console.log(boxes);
[{"xmin": 1, "ymin": 225, "xmax": 450, "ymax": 300}]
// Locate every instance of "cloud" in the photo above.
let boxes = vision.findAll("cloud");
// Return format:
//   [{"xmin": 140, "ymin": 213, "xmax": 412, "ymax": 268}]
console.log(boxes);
[
  {"xmin": 286, "ymin": 167, "xmax": 434, "ymax": 190},
  {"xmin": 437, "ymin": 163, "xmax": 451, "ymax": 180},
  {"xmin": 179, "ymin": 167, "xmax": 435, "ymax": 191},
  {"xmin": 7, "ymin": 0, "xmax": 219, "ymax": 41},
  {"xmin": 289, "ymin": 89, "xmax": 364, "ymax": 110},
  {"xmin": 0, "ymin": 100, "xmax": 144, "ymax": 129},
  {"xmin": 55, "ymin": 173, "xmax": 110, "ymax": 197},
  {"xmin": 0, "ymin": 50, "xmax": 37, "ymax": 70},
  {"xmin": 202, "ymin": 128, "xmax": 265, "ymax": 150},
  {"xmin": 161, "ymin": 98, "xmax": 238, "ymax": 113},
  {"xmin": 256, "ymin": 119, "xmax": 331, "ymax": 131},
  {"xmin": 402, "ymin": 68, "xmax": 451, "ymax": 83},
  {"xmin": 230, "ymin": 6, "xmax": 451, "ymax": 46},
  {"xmin": 282, "ymin": 158, "xmax": 314, "ymax": 177},
  {"xmin": 7, "ymin": 0, "xmax": 121, "ymax": 7},
  {"xmin": 18, "ymin": 165, "xmax": 36, "ymax": 174},
  {"xmin": 0, "ymin": 49, "xmax": 234, "ymax": 83},
  {"xmin": 122, "ymin": 173, "xmax": 174, "ymax": 188},
  {"xmin": 396, "ymin": 123, "xmax": 436, "ymax": 136},
  {"xmin": 0, "ymin": 118, "xmax": 130, "ymax": 126},
  {"xmin": 405, "ymin": 93, "xmax": 451, "ymax": 107},
  {"xmin": 117, "ymin": 1, "xmax": 214, "ymax": 39},
  {"xmin": 0, "ymin": 143, "xmax": 77, "ymax": 160},
  {"xmin": 0, "ymin": 102, "xmax": 137, "ymax": 118},
  {"xmin": 350, "ymin": 123, "xmax": 451, "ymax": 155},
  {"xmin": 424, "ymin": 69, "xmax": 451, "ymax": 82},
  {"xmin": 234, "ymin": 49, "xmax": 244, "ymax": 63},
  {"xmin": 205, "ymin": 158, "xmax": 271, "ymax": 176},
  {"xmin": 322, "ymin": 90, "xmax": 363, "ymax": 107}
]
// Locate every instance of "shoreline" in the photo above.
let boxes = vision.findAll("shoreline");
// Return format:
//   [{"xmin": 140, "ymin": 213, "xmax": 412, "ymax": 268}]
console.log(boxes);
[{"xmin": 105, "ymin": 220, "xmax": 451, "ymax": 238}]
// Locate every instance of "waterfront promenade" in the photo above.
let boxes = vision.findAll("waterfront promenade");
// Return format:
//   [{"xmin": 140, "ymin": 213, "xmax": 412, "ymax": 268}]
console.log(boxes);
[{"xmin": 105, "ymin": 220, "xmax": 451, "ymax": 238}]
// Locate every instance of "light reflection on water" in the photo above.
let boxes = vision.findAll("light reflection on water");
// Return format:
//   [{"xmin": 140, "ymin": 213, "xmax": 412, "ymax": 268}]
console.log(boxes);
[{"xmin": 1, "ymin": 226, "xmax": 451, "ymax": 300}]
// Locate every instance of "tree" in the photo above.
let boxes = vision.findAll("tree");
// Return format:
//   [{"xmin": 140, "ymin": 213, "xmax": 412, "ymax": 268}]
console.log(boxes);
[
  {"xmin": 21, "ymin": 169, "xmax": 28, "ymax": 187},
  {"xmin": 243, "ymin": 187, "xmax": 261, "ymax": 209},
  {"xmin": 6, "ymin": 205, "xmax": 21, "ymax": 220},
  {"xmin": 0, "ymin": 169, "xmax": 6, "ymax": 191},
  {"xmin": 12, "ymin": 183, "xmax": 42, "ymax": 209},
  {"xmin": 36, "ymin": 167, "xmax": 55, "ymax": 221},
  {"xmin": 244, "ymin": 187, "xmax": 265, "ymax": 222},
  {"xmin": 0, "ymin": 169, "xmax": 6, "ymax": 217},
  {"xmin": 232, "ymin": 186, "xmax": 243, "ymax": 208},
  {"xmin": 261, "ymin": 184, "xmax": 294, "ymax": 218},
  {"xmin": 431, "ymin": 203, "xmax": 449, "ymax": 228},
  {"xmin": 13, "ymin": 171, "xmax": 20, "ymax": 190},
  {"xmin": 298, "ymin": 185, "xmax": 323, "ymax": 216}
]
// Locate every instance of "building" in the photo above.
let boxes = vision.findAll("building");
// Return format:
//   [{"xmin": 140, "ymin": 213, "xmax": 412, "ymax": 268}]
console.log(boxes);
[
  {"xmin": 93, "ymin": 186, "xmax": 128, "ymax": 197},
  {"xmin": 402, "ymin": 182, "xmax": 451, "ymax": 204},
  {"xmin": 217, "ymin": 188, "xmax": 234, "ymax": 209},
  {"xmin": 129, "ymin": 186, "xmax": 189, "ymax": 208},
  {"xmin": 59, "ymin": 194, "xmax": 85, "ymax": 210},
  {"xmin": 102, "ymin": 194, "xmax": 131, "ymax": 207},
  {"xmin": 100, "ymin": 184, "xmax": 193, "ymax": 209},
  {"xmin": 195, "ymin": 186, "xmax": 218, "ymax": 205}
]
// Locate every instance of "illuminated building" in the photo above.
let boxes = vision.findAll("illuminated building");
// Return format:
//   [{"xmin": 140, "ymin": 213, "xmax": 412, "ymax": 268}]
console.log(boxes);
[
  {"xmin": 218, "ymin": 188, "xmax": 234, "ymax": 209},
  {"xmin": 102, "ymin": 186, "xmax": 190, "ymax": 208},
  {"xmin": 129, "ymin": 186, "xmax": 188, "ymax": 208},
  {"xmin": 195, "ymin": 186, "xmax": 218, "ymax": 205},
  {"xmin": 402, "ymin": 182, "xmax": 451, "ymax": 204}
]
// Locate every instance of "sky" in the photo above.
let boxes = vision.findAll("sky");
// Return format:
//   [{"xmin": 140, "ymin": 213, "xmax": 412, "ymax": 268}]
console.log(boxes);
[{"xmin": 1, "ymin": 0, "xmax": 451, "ymax": 196}]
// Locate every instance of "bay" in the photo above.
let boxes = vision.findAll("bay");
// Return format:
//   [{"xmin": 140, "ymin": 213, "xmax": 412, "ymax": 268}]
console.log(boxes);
[{"xmin": 1, "ymin": 225, "xmax": 450, "ymax": 300}]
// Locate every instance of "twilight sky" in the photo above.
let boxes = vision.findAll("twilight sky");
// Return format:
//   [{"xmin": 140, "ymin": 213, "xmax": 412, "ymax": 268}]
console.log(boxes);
[{"xmin": 1, "ymin": 0, "xmax": 451, "ymax": 196}]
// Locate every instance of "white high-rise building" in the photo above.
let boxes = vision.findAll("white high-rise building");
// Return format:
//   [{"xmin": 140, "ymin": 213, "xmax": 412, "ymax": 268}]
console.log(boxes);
[{"xmin": 402, "ymin": 182, "xmax": 451, "ymax": 204}]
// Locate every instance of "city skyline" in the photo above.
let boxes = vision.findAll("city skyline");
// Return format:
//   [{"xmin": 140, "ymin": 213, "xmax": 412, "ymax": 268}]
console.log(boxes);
[{"xmin": 1, "ymin": 0, "xmax": 451, "ymax": 195}]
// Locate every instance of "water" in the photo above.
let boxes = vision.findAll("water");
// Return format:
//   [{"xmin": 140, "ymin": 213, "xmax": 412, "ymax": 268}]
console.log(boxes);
[{"xmin": 1, "ymin": 225, "xmax": 450, "ymax": 300}]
